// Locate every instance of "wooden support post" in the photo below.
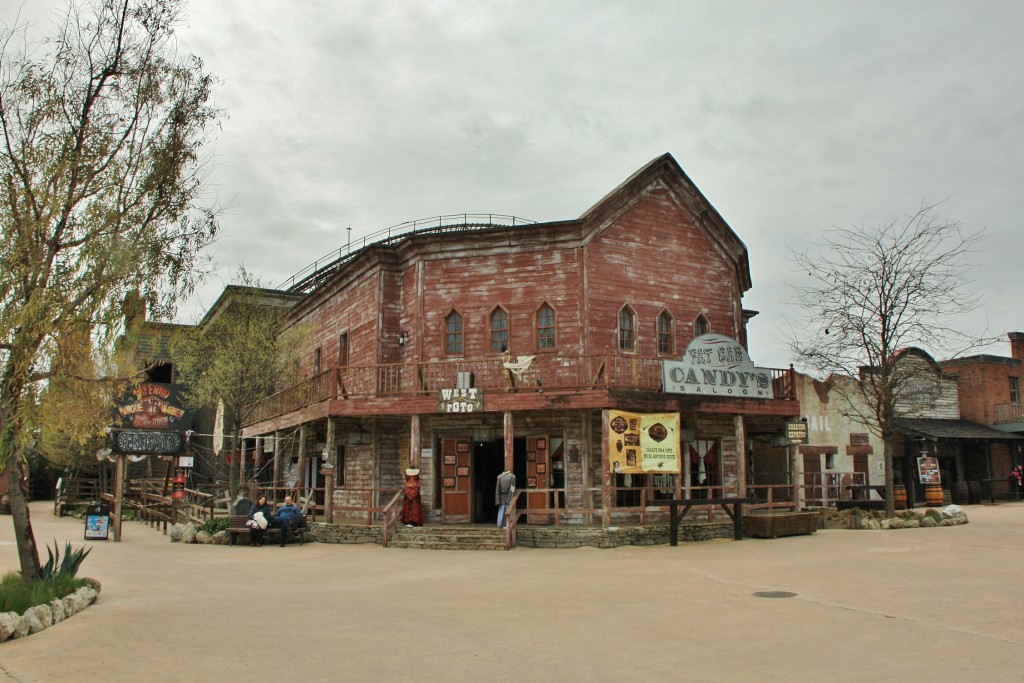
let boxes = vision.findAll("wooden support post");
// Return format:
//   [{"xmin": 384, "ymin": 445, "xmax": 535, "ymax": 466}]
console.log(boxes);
[
  {"xmin": 735, "ymin": 415, "xmax": 747, "ymax": 500},
  {"xmin": 789, "ymin": 443, "xmax": 802, "ymax": 509},
  {"xmin": 410, "ymin": 414, "xmax": 421, "ymax": 470},
  {"xmin": 324, "ymin": 417, "xmax": 336, "ymax": 523},
  {"xmin": 601, "ymin": 409, "xmax": 611, "ymax": 528},
  {"xmin": 503, "ymin": 411, "xmax": 514, "ymax": 472},
  {"xmin": 272, "ymin": 430, "xmax": 281, "ymax": 498},
  {"xmin": 112, "ymin": 455, "xmax": 126, "ymax": 542},
  {"xmin": 296, "ymin": 424, "xmax": 307, "ymax": 496}
]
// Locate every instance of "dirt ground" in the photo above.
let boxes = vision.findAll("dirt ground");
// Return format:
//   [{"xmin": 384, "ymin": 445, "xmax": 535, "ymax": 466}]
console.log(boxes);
[{"xmin": 2, "ymin": 501, "xmax": 1023, "ymax": 682}]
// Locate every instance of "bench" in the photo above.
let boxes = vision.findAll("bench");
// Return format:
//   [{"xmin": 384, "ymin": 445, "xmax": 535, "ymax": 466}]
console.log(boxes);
[{"xmin": 227, "ymin": 514, "xmax": 307, "ymax": 546}]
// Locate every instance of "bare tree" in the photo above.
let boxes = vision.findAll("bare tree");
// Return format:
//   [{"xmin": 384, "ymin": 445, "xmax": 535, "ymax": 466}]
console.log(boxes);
[
  {"xmin": 790, "ymin": 202, "xmax": 988, "ymax": 516},
  {"xmin": 0, "ymin": 0, "xmax": 220, "ymax": 579}
]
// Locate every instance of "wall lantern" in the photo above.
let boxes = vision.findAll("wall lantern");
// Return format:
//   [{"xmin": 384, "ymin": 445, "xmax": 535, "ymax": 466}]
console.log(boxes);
[{"xmin": 398, "ymin": 331, "xmax": 408, "ymax": 347}]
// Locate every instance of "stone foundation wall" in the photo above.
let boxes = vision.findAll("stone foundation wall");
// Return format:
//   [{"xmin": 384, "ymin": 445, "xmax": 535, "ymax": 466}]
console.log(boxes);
[
  {"xmin": 516, "ymin": 522, "xmax": 735, "ymax": 549},
  {"xmin": 309, "ymin": 522, "xmax": 381, "ymax": 544}
]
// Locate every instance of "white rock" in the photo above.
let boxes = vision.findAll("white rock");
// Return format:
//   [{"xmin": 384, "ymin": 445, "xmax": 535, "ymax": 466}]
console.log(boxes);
[
  {"xmin": 21, "ymin": 610, "xmax": 44, "ymax": 635},
  {"xmin": 170, "ymin": 523, "xmax": 185, "ymax": 542},
  {"xmin": 50, "ymin": 598, "xmax": 66, "ymax": 623},
  {"xmin": 195, "ymin": 530, "xmax": 213, "ymax": 544},
  {"xmin": 0, "ymin": 611, "xmax": 19, "ymax": 642},
  {"xmin": 181, "ymin": 522, "xmax": 198, "ymax": 544}
]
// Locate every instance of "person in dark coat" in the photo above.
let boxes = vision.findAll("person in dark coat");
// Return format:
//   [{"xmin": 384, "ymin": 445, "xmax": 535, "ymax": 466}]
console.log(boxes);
[
  {"xmin": 247, "ymin": 494, "xmax": 273, "ymax": 547},
  {"xmin": 272, "ymin": 496, "xmax": 304, "ymax": 547}
]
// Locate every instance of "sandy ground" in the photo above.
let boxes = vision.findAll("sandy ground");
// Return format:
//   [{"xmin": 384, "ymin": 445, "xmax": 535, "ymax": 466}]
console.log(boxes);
[{"xmin": 1, "ymin": 501, "xmax": 1023, "ymax": 682}]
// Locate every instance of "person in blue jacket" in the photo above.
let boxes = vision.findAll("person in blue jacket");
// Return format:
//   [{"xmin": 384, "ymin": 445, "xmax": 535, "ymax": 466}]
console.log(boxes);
[{"xmin": 272, "ymin": 496, "xmax": 304, "ymax": 547}]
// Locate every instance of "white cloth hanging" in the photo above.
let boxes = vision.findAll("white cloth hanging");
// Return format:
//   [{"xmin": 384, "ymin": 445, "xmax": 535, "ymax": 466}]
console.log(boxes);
[{"xmin": 502, "ymin": 355, "xmax": 536, "ymax": 380}]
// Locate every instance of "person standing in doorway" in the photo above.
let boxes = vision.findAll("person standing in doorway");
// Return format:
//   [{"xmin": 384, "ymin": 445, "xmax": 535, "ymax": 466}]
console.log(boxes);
[
  {"xmin": 495, "ymin": 470, "xmax": 516, "ymax": 528},
  {"xmin": 400, "ymin": 468, "xmax": 423, "ymax": 526}
]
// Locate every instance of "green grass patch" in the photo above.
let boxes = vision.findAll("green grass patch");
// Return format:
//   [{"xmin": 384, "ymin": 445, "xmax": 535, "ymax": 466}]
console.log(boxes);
[
  {"xmin": 0, "ymin": 572, "xmax": 85, "ymax": 616},
  {"xmin": 200, "ymin": 517, "xmax": 230, "ymax": 534}
]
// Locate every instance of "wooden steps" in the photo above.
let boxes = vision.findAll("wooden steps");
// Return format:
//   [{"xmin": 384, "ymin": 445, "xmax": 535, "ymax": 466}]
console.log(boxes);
[{"xmin": 387, "ymin": 525, "xmax": 508, "ymax": 551}]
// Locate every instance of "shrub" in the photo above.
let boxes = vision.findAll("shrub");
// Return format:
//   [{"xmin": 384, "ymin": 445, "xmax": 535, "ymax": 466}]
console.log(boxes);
[
  {"xmin": 0, "ymin": 572, "xmax": 85, "ymax": 616},
  {"xmin": 200, "ymin": 517, "xmax": 229, "ymax": 535},
  {"xmin": 39, "ymin": 540, "xmax": 92, "ymax": 581}
]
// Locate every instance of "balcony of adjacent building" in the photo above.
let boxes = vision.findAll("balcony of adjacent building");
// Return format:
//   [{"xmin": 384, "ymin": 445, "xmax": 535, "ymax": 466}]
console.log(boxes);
[
  {"xmin": 242, "ymin": 353, "xmax": 798, "ymax": 429},
  {"xmin": 993, "ymin": 402, "xmax": 1024, "ymax": 433}
]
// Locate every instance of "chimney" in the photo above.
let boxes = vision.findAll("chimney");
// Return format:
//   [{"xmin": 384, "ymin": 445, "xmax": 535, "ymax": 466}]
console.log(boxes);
[{"xmin": 1009, "ymin": 332, "xmax": 1024, "ymax": 360}]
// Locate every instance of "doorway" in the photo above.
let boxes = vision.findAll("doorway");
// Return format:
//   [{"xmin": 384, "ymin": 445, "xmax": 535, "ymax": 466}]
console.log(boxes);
[{"xmin": 472, "ymin": 438, "xmax": 526, "ymax": 523}]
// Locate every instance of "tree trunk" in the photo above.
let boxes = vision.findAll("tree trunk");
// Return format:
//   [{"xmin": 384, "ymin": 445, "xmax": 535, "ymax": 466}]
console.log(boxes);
[
  {"xmin": 7, "ymin": 461, "xmax": 42, "ymax": 580},
  {"xmin": 884, "ymin": 437, "xmax": 895, "ymax": 519},
  {"xmin": 228, "ymin": 428, "xmax": 239, "ymax": 501}
]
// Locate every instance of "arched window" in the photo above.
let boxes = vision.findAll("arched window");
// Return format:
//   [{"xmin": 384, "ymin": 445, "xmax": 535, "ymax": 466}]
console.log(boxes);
[
  {"xmin": 657, "ymin": 310, "xmax": 674, "ymax": 355},
  {"xmin": 490, "ymin": 307, "xmax": 509, "ymax": 353},
  {"xmin": 445, "ymin": 310, "xmax": 463, "ymax": 355},
  {"xmin": 537, "ymin": 303, "xmax": 556, "ymax": 350},
  {"xmin": 694, "ymin": 314, "xmax": 710, "ymax": 338},
  {"xmin": 618, "ymin": 305, "xmax": 636, "ymax": 352}
]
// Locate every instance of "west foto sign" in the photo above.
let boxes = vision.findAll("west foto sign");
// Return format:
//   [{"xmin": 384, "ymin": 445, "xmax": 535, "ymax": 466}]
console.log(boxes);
[{"xmin": 662, "ymin": 334, "xmax": 774, "ymax": 399}]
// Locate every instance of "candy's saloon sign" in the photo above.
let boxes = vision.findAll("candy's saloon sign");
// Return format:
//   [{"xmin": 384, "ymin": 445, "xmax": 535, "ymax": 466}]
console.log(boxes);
[{"xmin": 662, "ymin": 334, "xmax": 774, "ymax": 399}]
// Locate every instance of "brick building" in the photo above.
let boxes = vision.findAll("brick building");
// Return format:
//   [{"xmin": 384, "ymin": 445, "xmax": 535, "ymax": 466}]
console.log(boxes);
[
  {"xmin": 240, "ymin": 154, "xmax": 799, "ymax": 530},
  {"xmin": 940, "ymin": 332, "xmax": 1024, "ymax": 498}
]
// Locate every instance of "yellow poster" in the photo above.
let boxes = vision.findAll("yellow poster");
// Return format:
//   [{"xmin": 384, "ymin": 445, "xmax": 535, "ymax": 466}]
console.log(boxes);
[{"xmin": 608, "ymin": 410, "xmax": 681, "ymax": 474}]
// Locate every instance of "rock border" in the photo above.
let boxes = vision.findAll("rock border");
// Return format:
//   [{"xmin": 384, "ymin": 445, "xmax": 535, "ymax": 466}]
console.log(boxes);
[{"xmin": 0, "ymin": 578, "xmax": 101, "ymax": 643}]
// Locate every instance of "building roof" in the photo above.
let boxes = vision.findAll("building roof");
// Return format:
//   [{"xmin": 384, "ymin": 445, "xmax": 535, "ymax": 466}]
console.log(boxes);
[{"xmin": 896, "ymin": 417, "xmax": 1023, "ymax": 441}]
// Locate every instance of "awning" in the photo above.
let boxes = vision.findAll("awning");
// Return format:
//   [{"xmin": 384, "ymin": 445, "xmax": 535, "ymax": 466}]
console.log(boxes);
[{"xmin": 896, "ymin": 418, "xmax": 1024, "ymax": 441}]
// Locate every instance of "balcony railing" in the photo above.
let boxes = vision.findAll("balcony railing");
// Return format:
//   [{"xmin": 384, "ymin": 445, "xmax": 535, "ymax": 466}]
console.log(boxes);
[
  {"xmin": 994, "ymin": 402, "xmax": 1024, "ymax": 425},
  {"xmin": 245, "ymin": 355, "xmax": 796, "ymax": 425}
]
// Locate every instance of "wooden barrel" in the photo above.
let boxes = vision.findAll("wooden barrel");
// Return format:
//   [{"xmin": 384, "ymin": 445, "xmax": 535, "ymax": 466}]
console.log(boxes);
[
  {"xmin": 893, "ymin": 484, "xmax": 907, "ymax": 510},
  {"xmin": 951, "ymin": 480, "xmax": 969, "ymax": 505},
  {"xmin": 924, "ymin": 484, "xmax": 944, "ymax": 507}
]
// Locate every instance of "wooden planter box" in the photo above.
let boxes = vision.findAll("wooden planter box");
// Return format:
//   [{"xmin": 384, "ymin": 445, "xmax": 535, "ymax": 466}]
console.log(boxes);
[{"xmin": 744, "ymin": 511, "xmax": 820, "ymax": 539}]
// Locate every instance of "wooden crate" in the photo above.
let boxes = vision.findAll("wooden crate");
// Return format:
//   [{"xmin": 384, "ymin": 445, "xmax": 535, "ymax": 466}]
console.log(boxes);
[{"xmin": 744, "ymin": 511, "xmax": 820, "ymax": 539}]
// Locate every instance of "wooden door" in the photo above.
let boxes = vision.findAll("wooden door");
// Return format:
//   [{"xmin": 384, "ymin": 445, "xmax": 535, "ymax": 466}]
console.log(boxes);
[
  {"xmin": 803, "ymin": 453, "xmax": 822, "ymax": 505},
  {"xmin": 441, "ymin": 438, "xmax": 472, "ymax": 523},
  {"xmin": 525, "ymin": 436, "xmax": 550, "ymax": 525}
]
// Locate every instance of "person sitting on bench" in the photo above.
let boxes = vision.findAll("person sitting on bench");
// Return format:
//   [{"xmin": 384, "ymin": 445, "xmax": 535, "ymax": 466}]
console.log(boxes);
[{"xmin": 272, "ymin": 496, "xmax": 304, "ymax": 547}]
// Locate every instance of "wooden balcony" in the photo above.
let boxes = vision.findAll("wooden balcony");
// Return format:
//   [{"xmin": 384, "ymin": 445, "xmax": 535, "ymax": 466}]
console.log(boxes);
[
  {"xmin": 994, "ymin": 402, "xmax": 1024, "ymax": 426},
  {"xmin": 244, "ymin": 354, "xmax": 796, "ymax": 426}
]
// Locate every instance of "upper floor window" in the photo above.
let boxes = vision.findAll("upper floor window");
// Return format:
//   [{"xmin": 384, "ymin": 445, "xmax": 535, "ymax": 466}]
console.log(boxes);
[
  {"xmin": 490, "ymin": 307, "xmax": 508, "ymax": 353},
  {"xmin": 338, "ymin": 333, "xmax": 349, "ymax": 367},
  {"xmin": 445, "ymin": 310, "xmax": 463, "ymax": 355},
  {"xmin": 537, "ymin": 303, "xmax": 556, "ymax": 350},
  {"xmin": 1011, "ymin": 376, "xmax": 1021, "ymax": 404},
  {"xmin": 618, "ymin": 305, "xmax": 636, "ymax": 352},
  {"xmin": 694, "ymin": 314, "xmax": 710, "ymax": 338},
  {"xmin": 313, "ymin": 347, "xmax": 321, "ymax": 375},
  {"xmin": 657, "ymin": 310, "xmax": 674, "ymax": 355}
]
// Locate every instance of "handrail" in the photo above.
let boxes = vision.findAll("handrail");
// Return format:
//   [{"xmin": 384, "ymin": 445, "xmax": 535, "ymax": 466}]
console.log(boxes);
[
  {"xmin": 504, "ymin": 490, "xmax": 522, "ymax": 550},
  {"xmin": 278, "ymin": 214, "xmax": 537, "ymax": 292},
  {"xmin": 380, "ymin": 489, "xmax": 405, "ymax": 548}
]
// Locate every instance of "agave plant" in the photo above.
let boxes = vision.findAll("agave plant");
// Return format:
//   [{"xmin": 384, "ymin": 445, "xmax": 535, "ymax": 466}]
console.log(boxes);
[{"xmin": 39, "ymin": 540, "xmax": 92, "ymax": 581}]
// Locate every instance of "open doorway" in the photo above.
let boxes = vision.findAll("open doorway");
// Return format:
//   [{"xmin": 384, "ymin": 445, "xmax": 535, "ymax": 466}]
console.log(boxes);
[{"xmin": 472, "ymin": 438, "xmax": 526, "ymax": 523}]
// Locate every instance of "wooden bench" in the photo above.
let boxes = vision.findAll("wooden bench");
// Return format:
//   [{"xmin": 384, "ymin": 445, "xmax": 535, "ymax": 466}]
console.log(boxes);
[{"xmin": 227, "ymin": 514, "xmax": 307, "ymax": 546}]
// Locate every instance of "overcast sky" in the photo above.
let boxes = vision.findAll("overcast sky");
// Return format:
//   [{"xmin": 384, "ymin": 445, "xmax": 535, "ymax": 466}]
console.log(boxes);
[{"xmin": 12, "ymin": 1, "xmax": 1024, "ymax": 369}]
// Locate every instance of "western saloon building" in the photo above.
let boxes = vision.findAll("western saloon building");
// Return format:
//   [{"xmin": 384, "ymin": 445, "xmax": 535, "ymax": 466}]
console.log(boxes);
[{"xmin": 239, "ymin": 154, "xmax": 799, "ymax": 530}]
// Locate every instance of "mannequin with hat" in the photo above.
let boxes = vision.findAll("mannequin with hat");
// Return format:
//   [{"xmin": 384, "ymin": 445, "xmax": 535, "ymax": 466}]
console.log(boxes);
[
  {"xmin": 495, "ymin": 470, "xmax": 516, "ymax": 528},
  {"xmin": 400, "ymin": 468, "xmax": 423, "ymax": 527}
]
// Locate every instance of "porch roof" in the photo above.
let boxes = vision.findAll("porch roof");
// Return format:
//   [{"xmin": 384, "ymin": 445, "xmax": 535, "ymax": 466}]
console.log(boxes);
[{"xmin": 896, "ymin": 418, "xmax": 1024, "ymax": 441}]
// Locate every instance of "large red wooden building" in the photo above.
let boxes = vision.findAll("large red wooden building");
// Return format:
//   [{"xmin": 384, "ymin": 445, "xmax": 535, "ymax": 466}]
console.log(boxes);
[{"xmin": 240, "ymin": 154, "xmax": 798, "ymax": 528}]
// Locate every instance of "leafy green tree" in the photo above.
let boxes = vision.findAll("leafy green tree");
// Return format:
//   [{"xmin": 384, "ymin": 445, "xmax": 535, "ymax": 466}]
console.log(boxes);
[
  {"xmin": 790, "ymin": 203, "xmax": 988, "ymax": 517},
  {"xmin": 0, "ymin": 0, "xmax": 220, "ymax": 579},
  {"xmin": 172, "ymin": 270, "xmax": 303, "ymax": 499}
]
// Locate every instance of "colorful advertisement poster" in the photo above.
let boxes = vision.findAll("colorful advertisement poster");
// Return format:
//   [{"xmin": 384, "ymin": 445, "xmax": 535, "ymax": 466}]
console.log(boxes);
[
  {"xmin": 608, "ymin": 410, "xmax": 681, "ymax": 474},
  {"xmin": 917, "ymin": 455, "xmax": 941, "ymax": 484},
  {"xmin": 117, "ymin": 383, "xmax": 192, "ymax": 430}
]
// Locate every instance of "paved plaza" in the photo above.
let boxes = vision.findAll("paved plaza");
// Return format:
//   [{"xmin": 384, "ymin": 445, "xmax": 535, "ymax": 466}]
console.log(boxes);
[{"xmin": 2, "ymin": 501, "xmax": 1023, "ymax": 682}]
